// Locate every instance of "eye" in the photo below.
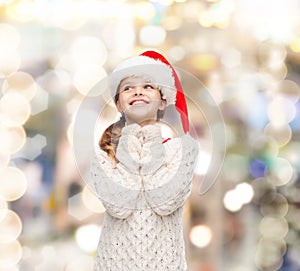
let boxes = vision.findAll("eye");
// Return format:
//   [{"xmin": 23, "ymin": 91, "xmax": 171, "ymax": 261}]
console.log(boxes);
[
  {"xmin": 122, "ymin": 85, "xmax": 133, "ymax": 91},
  {"xmin": 144, "ymin": 84, "xmax": 156, "ymax": 90}
]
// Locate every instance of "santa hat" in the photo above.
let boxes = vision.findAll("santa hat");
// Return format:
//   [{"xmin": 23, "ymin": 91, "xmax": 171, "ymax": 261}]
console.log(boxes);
[{"xmin": 110, "ymin": 50, "xmax": 189, "ymax": 133}]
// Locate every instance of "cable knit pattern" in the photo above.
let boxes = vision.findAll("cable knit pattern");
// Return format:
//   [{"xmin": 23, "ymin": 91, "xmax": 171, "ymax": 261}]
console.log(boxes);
[{"xmin": 89, "ymin": 123, "xmax": 199, "ymax": 271}]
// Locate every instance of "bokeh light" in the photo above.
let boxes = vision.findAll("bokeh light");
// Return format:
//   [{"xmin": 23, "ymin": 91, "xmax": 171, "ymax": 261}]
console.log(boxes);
[
  {"xmin": 191, "ymin": 54, "xmax": 218, "ymax": 71},
  {"xmin": 70, "ymin": 36, "xmax": 107, "ymax": 68},
  {"xmin": 17, "ymin": 134, "xmax": 47, "ymax": 161},
  {"xmin": 0, "ymin": 152, "xmax": 10, "ymax": 169},
  {"xmin": 139, "ymin": 26, "xmax": 166, "ymax": 46},
  {"xmin": 223, "ymin": 183, "xmax": 254, "ymax": 212},
  {"xmin": 0, "ymin": 198, "xmax": 8, "ymax": 222},
  {"xmin": 0, "ymin": 52, "xmax": 21, "ymax": 78},
  {"xmin": 0, "ymin": 240, "xmax": 22, "ymax": 269},
  {"xmin": 82, "ymin": 186, "xmax": 105, "ymax": 214},
  {"xmin": 2, "ymin": 72, "xmax": 37, "ymax": 101},
  {"xmin": 0, "ymin": 210, "xmax": 22, "ymax": 243},
  {"xmin": 223, "ymin": 189, "xmax": 242, "ymax": 212},
  {"xmin": 0, "ymin": 92, "xmax": 31, "ymax": 127},
  {"xmin": 194, "ymin": 150, "xmax": 211, "ymax": 175},
  {"xmin": 6, "ymin": 0, "xmax": 36, "ymax": 22},
  {"xmin": 280, "ymin": 142, "xmax": 300, "ymax": 171},
  {"xmin": 264, "ymin": 123, "xmax": 292, "ymax": 147},
  {"xmin": 276, "ymin": 80, "xmax": 300, "ymax": 103},
  {"xmin": 73, "ymin": 65, "xmax": 107, "ymax": 96},
  {"xmin": 290, "ymin": 36, "xmax": 300, "ymax": 52},
  {"xmin": 260, "ymin": 193, "xmax": 289, "ymax": 217},
  {"xmin": 29, "ymin": 85, "xmax": 49, "ymax": 115},
  {"xmin": 269, "ymin": 157, "xmax": 294, "ymax": 186},
  {"xmin": 0, "ymin": 23, "xmax": 20, "ymax": 52},
  {"xmin": 68, "ymin": 192, "xmax": 93, "ymax": 221},
  {"xmin": 0, "ymin": 0, "xmax": 300, "ymax": 270},
  {"xmin": 259, "ymin": 216, "xmax": 289, "ymax": 240},
  {"xmin": 235, "ymin": 183, "xmax": 254, "ymax": 204},
  {"xmin": 267, "ymin": 97, "xmax": 296, "ymax": 128},
  {"xmin": 254, "ymin": 238, "xmax": 286, "ymax": 270},
  {"xmin": 75, "ymin": 224, "xmax": 102, "ymax": 253},
  {"xmin": 0, "ymin": 125, "xmax": 26, "ymax": 154},
  {"xmin": 134, "ymin": 2, "xmax": 156, "ymax": 21},
  {"xmin": 189, "ymin": 224, "xmax": 212, "ymax": 248},
  {"xmin": 0, "ymin": 167, "xmax": 27, "ymax": 201},
  {"xmin": 249, "ymin": 159, "xmax": 267, "ymax": 178}
]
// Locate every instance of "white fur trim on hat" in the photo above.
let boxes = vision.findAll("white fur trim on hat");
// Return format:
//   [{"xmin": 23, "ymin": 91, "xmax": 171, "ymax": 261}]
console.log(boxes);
[{"xmin": 109, "ymin": 55, "xmax": 176, "ymax": 106}]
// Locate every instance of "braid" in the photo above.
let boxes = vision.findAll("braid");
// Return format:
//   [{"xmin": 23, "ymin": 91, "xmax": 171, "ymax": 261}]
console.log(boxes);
[{"xmin": 99, "ymin": 114, "xmax": 126, "ymax": 162}]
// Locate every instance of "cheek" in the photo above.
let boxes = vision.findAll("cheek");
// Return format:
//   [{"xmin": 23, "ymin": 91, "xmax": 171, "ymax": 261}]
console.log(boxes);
[
  {"xmin": 116, "ymin": 95, "xmax": 128, "ymax": 112},
  {"xmin": 116, "ymin": 100, "xmax": 124, "ymax": 112}
]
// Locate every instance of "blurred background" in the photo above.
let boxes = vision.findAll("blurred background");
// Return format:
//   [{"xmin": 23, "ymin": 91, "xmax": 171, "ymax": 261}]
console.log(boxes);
[{"xmin": 1, "ymin": 0, "xmax": 300, "ymax": 270}]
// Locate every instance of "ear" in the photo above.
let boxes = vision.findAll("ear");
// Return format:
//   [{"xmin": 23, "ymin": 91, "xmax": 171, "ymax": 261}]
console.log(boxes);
[{"xmin": 159, "ymin": 99, "xmax": 166, "ymax": 111}]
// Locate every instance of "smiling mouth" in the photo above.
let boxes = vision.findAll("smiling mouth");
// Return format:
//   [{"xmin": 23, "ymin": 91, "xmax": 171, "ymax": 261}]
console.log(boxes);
[{"xmin": 130, "ymin": 99, "xmax": 149, "ymax": 105}]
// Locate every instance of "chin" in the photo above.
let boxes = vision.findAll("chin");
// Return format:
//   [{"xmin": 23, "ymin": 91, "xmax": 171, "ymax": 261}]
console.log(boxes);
[{"xmin": 124, "ymin": 105, "xmax": 158, "ymax": 122}]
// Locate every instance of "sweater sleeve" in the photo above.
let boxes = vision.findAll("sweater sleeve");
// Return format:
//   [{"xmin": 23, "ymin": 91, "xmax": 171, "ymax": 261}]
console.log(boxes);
[
  {"xmin": 142, "ymin": 134, "xmax": 199, "ymax": 216},
  {"xmin": 89, "ymin": 147, "xmax": 141, "ymax": 219},
  {"xmin": 115, "ymin": 123, "xmax": 143, "ymax": 174}
]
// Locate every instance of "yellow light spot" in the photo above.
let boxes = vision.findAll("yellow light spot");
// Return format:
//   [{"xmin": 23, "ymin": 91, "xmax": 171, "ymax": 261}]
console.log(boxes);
[
  {"xmin": 290, "ymin": 36, "xmax": 300, "ymax": 53},
  {"xmin": 191, "ymin": 54, "xmax": 218, "ymax": 71},
  {"xmin": 6, "ymin": 0, "xmax": 36, "ymax": 22}
]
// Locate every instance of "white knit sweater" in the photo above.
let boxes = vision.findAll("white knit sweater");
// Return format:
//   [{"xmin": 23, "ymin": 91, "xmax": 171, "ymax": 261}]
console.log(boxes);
[{"xmin": 89, "ymin": 123, "xmax": 199, "ymax": 271}]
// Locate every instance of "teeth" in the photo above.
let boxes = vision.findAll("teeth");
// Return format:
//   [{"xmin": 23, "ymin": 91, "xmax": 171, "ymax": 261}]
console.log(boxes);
[{"xmin": 132, "ymin": 100, "xmax": 146, "ymax": 105}]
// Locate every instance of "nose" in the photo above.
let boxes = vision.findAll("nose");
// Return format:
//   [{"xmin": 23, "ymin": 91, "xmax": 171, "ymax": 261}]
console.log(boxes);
[{"xmin": 134, "ymin": 85, "xmax": 144, "ymax": 96}]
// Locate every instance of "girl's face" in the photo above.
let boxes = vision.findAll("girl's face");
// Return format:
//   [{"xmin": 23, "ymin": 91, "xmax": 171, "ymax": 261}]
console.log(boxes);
[{"xmin": 116, "ymin": 76, "xmax": 166, "ymax": 126}]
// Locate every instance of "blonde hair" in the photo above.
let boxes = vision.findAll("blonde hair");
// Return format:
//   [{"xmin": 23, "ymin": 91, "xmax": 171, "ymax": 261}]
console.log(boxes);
[{"xmin": 99, "ymin": 77, "xmax": 165, "ymax": 161}]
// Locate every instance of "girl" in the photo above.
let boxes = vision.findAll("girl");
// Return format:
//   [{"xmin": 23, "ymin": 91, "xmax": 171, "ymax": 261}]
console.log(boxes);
[{"xmin": 90, "ymin": 51, "xmax": 199, "ymax": 271}]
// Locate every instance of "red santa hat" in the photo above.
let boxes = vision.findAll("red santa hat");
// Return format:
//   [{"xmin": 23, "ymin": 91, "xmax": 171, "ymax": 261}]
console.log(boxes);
[{"xmin": 110, "ymin": 50, "xmax": 189, "ymax": 133}]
